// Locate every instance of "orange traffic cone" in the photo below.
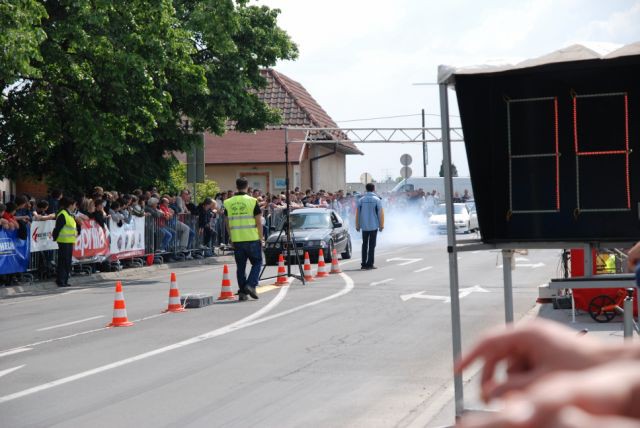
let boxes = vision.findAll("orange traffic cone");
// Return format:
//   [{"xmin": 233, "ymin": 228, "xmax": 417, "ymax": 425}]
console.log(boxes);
[
  {"xmin": 274, "ymin": 254, "xmax": 289, "ymax": 285},
  {"xmin": 163, "ymin": 272, "xmax": 185, "ymax": 312},
  {"xmin": 316, "ymin": 249, "xmax": 329, "ymax": 278},
  {"xmin": 303, "ymin": 251, "xmax": 314, "ymax": 281},
  {"xmin": 107, "ymin": 281, "xmax": 134, "ymax": 327},
  {"xmin": 217, "ymin": 264, "xmax": 235, "ymax": 300},
  {"xmin": 330, "ymin": 249, "xmax": 342, "ymax": 274}
]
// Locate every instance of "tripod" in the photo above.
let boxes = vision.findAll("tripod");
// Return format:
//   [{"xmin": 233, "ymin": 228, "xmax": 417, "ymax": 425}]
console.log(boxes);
[{"xmin": 259, "ymin": 209, "xmax": 305, "ymax": 284}]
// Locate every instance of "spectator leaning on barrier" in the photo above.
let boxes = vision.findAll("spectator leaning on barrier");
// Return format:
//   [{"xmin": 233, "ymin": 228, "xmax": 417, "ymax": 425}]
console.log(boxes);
[
  {"xmin": 0, "ymin": 203, "xmax": 11, "ymax": 230},
  {"xmin": 147, "ymin": 197, "xmax": 174, "ymax": 252},
  {"xmin": 197, "ymin": 197, "xmax": 216, "ymax": 249},
  {"xmin": 52, "ymin": 197, "xmax": 81, "ymax": 287},
  {"xmin": 224, "ymin": 177, "xmax": 263, "ymax": 302},
  {"xmin": 33, "ymin": 200, "xmax": 55, "ymax": 221}
]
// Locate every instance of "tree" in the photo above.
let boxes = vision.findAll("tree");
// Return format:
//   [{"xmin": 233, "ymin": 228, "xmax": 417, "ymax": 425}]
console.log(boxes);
[
  {"xmin": 0, "ymin": 1, "xmax": 297, "ymax": 192},
  {"xmin": 439, "ymin": 160, "xmax": 458, "ymax": 177},
  {"xmin": 163, "ymin": 163, "xmax": 219, "ymax": 204}
]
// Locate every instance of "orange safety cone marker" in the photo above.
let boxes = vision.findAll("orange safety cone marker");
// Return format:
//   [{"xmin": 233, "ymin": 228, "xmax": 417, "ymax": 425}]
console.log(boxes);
[
  {"xmin": 303, "ymin": 251, "xmax": 315, "ymax": 282},
  {"xmin": 217, "ymin": 264, "xmax": 236, "ymax": 300},
  {"xmin": 274, "ymin": 254, "xmax": 289, "ymax": 285},
  {"xmin": 315, "ymin": 249, "xmax": 329, "ymax": 278},
  {"xmin": 163, "ymin": 272, "xmax": 185, "ymax": 312},
  {"xmin": 107, "ymin": 281, "xmax": 134, "ymax": 327},
  {"xmin": 330, "ymin": 248, "xmax": 342, "ymax": 274}
]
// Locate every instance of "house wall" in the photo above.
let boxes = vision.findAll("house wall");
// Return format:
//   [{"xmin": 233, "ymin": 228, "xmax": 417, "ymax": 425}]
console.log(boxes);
[
  {"xmin": 205, "ymin": 163, "xmax": 297, "ymax": 195},
  {"xmin": 312, "ymin": 148, "xmax": 347, "ymax": 191}
]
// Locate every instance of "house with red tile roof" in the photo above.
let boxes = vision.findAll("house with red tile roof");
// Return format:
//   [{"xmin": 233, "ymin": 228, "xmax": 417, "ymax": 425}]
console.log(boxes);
[{"xmin": 202, "ymin": 69, "xmax": 362, "ymax": 193}]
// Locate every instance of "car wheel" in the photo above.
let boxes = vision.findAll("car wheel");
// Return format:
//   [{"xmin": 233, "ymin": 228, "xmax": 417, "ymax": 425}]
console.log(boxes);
[{"xmin": 341, "ymin": 239, "xmax": 352, "ymax": 259}]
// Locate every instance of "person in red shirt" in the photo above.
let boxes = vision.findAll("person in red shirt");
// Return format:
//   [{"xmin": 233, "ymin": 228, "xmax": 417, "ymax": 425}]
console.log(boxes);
[{"xmin": 2, "ymin": 202, "xmax": 19, "ymax": 230}]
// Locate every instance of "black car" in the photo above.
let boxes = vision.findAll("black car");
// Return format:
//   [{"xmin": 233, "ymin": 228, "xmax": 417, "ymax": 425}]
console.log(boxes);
[{"xmin": 264, "ymin": 208, "xmax": 352, "ymax": 265}]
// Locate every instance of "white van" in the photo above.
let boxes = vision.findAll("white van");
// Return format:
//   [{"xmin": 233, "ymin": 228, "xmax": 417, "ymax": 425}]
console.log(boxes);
[{"xmin": 391, "ymin": 177, "xmax": 473, "ymax": 196}]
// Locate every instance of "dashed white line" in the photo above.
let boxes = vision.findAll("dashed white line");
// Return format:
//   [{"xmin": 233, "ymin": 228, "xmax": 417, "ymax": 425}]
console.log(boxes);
[
  {"xmin": 413, "ymin": 266, "xmax": 433, "ymax": 273},
  {"xmin": 0, "ymin": 365, "xmax": 25, "ymax": 379},
  {"xmin": 36, "ymin": 316, "xmax": 105, "ymax": 332},
  {"xmin": 370, "ymin": 278, "xmax": 394, "ymax": 286},
  {"xmin": 0, "ymin": 348, "xmax": 32, "ymax": 358}
]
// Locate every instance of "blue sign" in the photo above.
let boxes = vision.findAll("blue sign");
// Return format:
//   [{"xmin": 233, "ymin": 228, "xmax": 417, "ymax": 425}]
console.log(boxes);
[{"xmin": 0, "ymin": 228, "xmax": 30, "ymax": 274}]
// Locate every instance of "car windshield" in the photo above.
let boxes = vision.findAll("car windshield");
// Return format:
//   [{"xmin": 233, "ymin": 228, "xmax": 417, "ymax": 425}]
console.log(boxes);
[
  {"xmin": 433, "ymin": 205, "xmax": 464, "ymax": 215},
  {"xmin": 290, "ymin": 213, "xmax": 332, "ymax": 229}
]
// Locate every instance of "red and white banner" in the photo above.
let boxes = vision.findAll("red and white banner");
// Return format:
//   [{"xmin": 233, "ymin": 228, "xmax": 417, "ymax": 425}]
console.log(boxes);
[
  {"xmin": 109, "ymin": 216, "xmax": 145, "ymax": 260},
  {"xmin": 73, "ymin": 220, "xmax": 109, "ymax": 261},
  {"xmin": 30, "ymin": 220, "xmax": 58, "ymax": 252}
]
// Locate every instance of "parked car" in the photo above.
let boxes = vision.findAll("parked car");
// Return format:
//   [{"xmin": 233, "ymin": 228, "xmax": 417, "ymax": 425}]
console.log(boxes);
[
  {"xmin": 429, "ymin": 203, "xmax": 478, "ymax": 234},
  {"xmin": 264, "ymin": 208, "xmax": 352, "ymax": 265}
]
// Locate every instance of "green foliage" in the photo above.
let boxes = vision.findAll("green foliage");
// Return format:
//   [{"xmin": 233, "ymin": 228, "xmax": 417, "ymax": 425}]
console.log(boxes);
[
  {"xmin": 0, "ymin": 1, "xmax": 298, "ymax": 192},
  {"xmin": 439, "ymin": 161, "xmax": 459, "ymax": 177},
  {"xmin": 162, "ymin": 163, "xmax": 220, "ymax": 204}
]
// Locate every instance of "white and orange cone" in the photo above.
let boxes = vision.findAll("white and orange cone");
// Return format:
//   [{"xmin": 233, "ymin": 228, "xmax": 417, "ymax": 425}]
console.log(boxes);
[
  {"xmin": 303, "ymin": 251, "xmax": 314, "ymax": 281},
  {"xmin": 274, "ymin": 254, "xmax": 288, "ymax": 285},
  {"xmin": 315, "ymin": 249, "xmax": 329, "ymax": 278},
  {"xmin": 330, "ymin": 248, "xmax": 342, "ymax": 274},
  {"xmin": 107, "ymin": 281, "xmax": 134, "ymax": 327},
  {"xmin": 163, "ymin": 272, "xmax": 185, "ymax": 312},
  {"xmin": 217, "ymin": 264, "xmax": 235, "ymax": 300}
]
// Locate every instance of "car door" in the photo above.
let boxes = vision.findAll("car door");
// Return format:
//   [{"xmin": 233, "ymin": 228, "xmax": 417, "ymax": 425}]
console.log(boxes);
[{"xmin": 331, "ymin": 212, "xmax": 347, "ymax": 250}]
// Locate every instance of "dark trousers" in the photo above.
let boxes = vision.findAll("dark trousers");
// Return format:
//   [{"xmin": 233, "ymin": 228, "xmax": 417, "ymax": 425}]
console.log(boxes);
[
  {"xmin": 233, "ymin": 240, "xmax": 263, "ymax": 292},
  {"xmin": 56, "ymin": 242, "xmax": 73, "ymax": 286},
  {"xmin": 361, "ymin": 230, "xmax": 378, "ymax": 268}
]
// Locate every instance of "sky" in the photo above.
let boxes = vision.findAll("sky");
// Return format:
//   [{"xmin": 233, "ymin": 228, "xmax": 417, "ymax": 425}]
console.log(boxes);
[{"xmin": 255, "ymin": 0, "xmax": 640, "ymax": 183}]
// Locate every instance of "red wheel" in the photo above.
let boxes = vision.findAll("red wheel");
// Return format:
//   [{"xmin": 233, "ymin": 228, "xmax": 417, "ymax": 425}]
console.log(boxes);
[{"xmin": 588, "ymin": 295, "xmax": 616, "ymax": 323}]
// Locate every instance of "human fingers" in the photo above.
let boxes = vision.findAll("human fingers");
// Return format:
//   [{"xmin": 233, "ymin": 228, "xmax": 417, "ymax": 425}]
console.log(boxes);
[
  {"xmin": 552, "ymin": 406, "xmax": 640, "ymax": 428},
  {"xmin": 456, "ymin": 399, "xmax": 536, "ymax": 428}
]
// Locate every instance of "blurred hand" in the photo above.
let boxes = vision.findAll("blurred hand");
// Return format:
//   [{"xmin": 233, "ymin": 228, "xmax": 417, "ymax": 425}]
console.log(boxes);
[
  {"xmin": 627, "ymin": 242, "xmax": 640, "ymax": 271},
  {"xmin": 455, "ymin": 319, "xmax": 613, "ymax": 402},
  {"xmin": 458, "ymin": 361, "xmax": 640, "ymax": 427}
]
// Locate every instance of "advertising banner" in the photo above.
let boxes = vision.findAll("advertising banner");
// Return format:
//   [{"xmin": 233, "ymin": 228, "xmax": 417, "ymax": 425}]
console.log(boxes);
[
  {"xmin": 0, "ymin": 228, "xmax": 30, "ymax": 274},
  {"xmin": 73, "ymin": 220, "xmax": 109, "ymax": 262},
  {"xmin": 30, "ymin": 220, "xmax": 58, "ymax": 252},
  {"xmin": 109, "ymin": 216, "xmax": 145, "ymax": 260}
]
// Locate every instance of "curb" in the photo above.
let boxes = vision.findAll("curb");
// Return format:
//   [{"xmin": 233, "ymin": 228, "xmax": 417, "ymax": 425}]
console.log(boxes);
[{"xmin": 0, "ymin": 255, "xmax": 236, "ymax": 298}]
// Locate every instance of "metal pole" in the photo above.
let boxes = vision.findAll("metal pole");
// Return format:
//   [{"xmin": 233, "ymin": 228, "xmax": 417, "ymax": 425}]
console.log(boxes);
[
  {"xmin": 502, "ymin": 249, "xmax": 514, "ymax": 323},
  {"xmin": 624, "ymin": 288, "xmax": 634, "ymax": 341},
  {"xmin": 440, "ymin": 83, "xmax": 464, "ymax": 417},
  {"xmin": 584, "ymin": 243, "xmax": 593, "ymax": 277},
  {"xmin": 285, "ymin": 128, "xmax": 291, "ymax": 278},
  {"xmin": 422, "ymin": 109, "xmax": 427, "ymax": 177}
]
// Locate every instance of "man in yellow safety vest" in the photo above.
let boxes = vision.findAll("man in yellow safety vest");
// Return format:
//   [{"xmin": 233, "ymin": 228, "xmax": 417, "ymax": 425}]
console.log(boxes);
[
  {"xmin": 224, "ymin": 177, "xmax": 264, "ymax": 301},
  {"xmin": 51, "ymin": 196, "xmax": 81, "ymax": 287}
]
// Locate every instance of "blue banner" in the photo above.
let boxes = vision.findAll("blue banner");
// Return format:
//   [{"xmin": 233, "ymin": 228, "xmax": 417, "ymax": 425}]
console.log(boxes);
[{"xmin": 0, "ymin": 227, "xmax": 30, "ymax": 274}]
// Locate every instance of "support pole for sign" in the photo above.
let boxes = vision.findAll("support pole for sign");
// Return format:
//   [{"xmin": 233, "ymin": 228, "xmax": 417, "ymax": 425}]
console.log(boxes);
[
  {"xmin": 422, "ymin": 108, "xmax": 427, "ymax": 177},
  {"xmin": 440, "ymin": 82, "xmax": 464, "ymax": 417},
  {"xmin": 502, "ymin": 249, "xmax": 514, "ymax": 323}
]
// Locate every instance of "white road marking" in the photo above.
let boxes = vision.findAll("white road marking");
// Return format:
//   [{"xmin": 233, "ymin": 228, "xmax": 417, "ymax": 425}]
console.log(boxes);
[
  {"xmin": 401, "ymin": 285, "xmax": 490, "ymax": 303},
  {"xmin": 36, "ymin": 316, "xmax": 105, "ymax": 332},
  {"xmin": 457, "ymin": 256, "xmax": 463, "ymax": 260},
  {"xmin": 0, "ymin": 288, "xmax": 89, "ymax": 306},
  {"xmin": 0, "ymin": 273, "xmax": 354, "ymax": 404},
  {"xmin": 386, "ymin": 257, "xmax": 422, "ymax": 266},
  {"xmin": 413, "ymin": 266, "xmax": 433, "ymax": 273},
  {"xmin": 496, "ymin": 262, "xmax": 544, "ymax": 269},
  {"xmin": 370, "ymin": 278, "xmax": 394, "ymax": 286},
  {"xmin": 0, "ymin": 365, "xmax": 25, "ymax": 379},
  {"xmin": 0, "ymin": 348, "xmax": 32, "ymax": 358},
  {"xmin": 515, "ymin": 257, "xmax": 530, "ymax": 262}
]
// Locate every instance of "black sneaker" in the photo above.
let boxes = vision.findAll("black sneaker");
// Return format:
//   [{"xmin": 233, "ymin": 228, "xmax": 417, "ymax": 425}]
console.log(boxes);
[
  {"xmin": 245, "ymin": 286, "xmax": 259, "ymax": 300},
  {"xmin": 366, "ymin": 265, "xmax": 378, "ymax": 270},
  {"xmin": 238, "ymin": 293, "xmax": 248, "ymax": 301}
]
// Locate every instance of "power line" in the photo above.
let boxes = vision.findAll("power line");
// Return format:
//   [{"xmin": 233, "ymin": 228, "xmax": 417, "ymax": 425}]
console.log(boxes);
[{"xmin": 336, "ymin": 112, "xmax": 460, "ymax": 123}]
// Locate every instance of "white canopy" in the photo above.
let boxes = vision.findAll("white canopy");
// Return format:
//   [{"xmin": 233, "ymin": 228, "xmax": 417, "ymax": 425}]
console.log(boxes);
[{"xmin": 438, "ymin": 41, "xmax": 640, "ymax": 85}]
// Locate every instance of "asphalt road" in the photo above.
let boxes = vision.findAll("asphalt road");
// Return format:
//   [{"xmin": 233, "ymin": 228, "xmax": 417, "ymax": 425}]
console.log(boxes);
[{"xmin": 0, "ymin": 234, "xmax": 561, "ymax": 427}]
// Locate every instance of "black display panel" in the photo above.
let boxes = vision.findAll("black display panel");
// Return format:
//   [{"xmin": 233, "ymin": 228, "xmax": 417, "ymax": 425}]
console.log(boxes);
[{"xmin": 454, "ymin": 55, "xmax": 639, "ymax": 243}]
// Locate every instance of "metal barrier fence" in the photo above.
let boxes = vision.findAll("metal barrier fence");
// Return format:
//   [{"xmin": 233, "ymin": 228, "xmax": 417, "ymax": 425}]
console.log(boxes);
[{"xmin": 24, "ymin": 213, "xmax": 232, "ymax": 283}]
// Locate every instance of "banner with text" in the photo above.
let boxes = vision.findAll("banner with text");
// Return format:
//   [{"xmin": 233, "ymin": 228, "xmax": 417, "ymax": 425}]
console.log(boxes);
[
  {"xmin": 0, "ymin": 228, "xmax": 30, "ymax": 274},
  {"xmin": 109, "ymin": 217, "xmax": 145, "ymax": 260},
  {"xmin": 73, "ymin": 220, "xmax": 109, "ymax": 263},
  {"xmin": 30, "ymin": 220, "xmax": 58, "ymax": 252}
]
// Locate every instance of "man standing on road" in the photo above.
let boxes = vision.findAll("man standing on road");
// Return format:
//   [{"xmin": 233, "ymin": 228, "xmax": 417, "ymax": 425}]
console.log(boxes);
[
  {"xmin": 356, "ymin": 183, "xmax": 384, "ymax": 270},
  {"xmin": 224, "ymin": 177, "xmax": 264, "ymax": 301}
]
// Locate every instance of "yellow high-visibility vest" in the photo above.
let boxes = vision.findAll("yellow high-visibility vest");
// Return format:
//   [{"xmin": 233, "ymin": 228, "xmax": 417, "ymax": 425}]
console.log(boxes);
[
  {"xmin": 224, "ymin": 194, "xmax": 259, "ymax": 242},
  {"xmin": 56, "ymin": 210, "xmax": 77, "ymax": 244}
]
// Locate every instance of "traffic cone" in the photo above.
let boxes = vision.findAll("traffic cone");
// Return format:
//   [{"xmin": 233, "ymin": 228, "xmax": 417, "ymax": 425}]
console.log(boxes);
[
  {"xmin": 274, "ymin": 254, "xmax": 288, "ymax": 285},
  {"xmin": 303, "ymin": 251, "xmax": 314, "ymax": 282},
  {"xmin": 107, "ymin": 281, "xmax": 134, "ymax": 327},
  {"xmin": 316, "ymin": 249, "xmax": 329, "ymax": 278},
  {"xmin": 330, "ymin": 248, "xmax": 342, "ymax": 274},
  {"xmin": 217, "ymin": 264, "xmax": 235, "ymax": 300},
  {"xmin": 163, "ymin": 272, "xmax": 185, "ymax": 312}
]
